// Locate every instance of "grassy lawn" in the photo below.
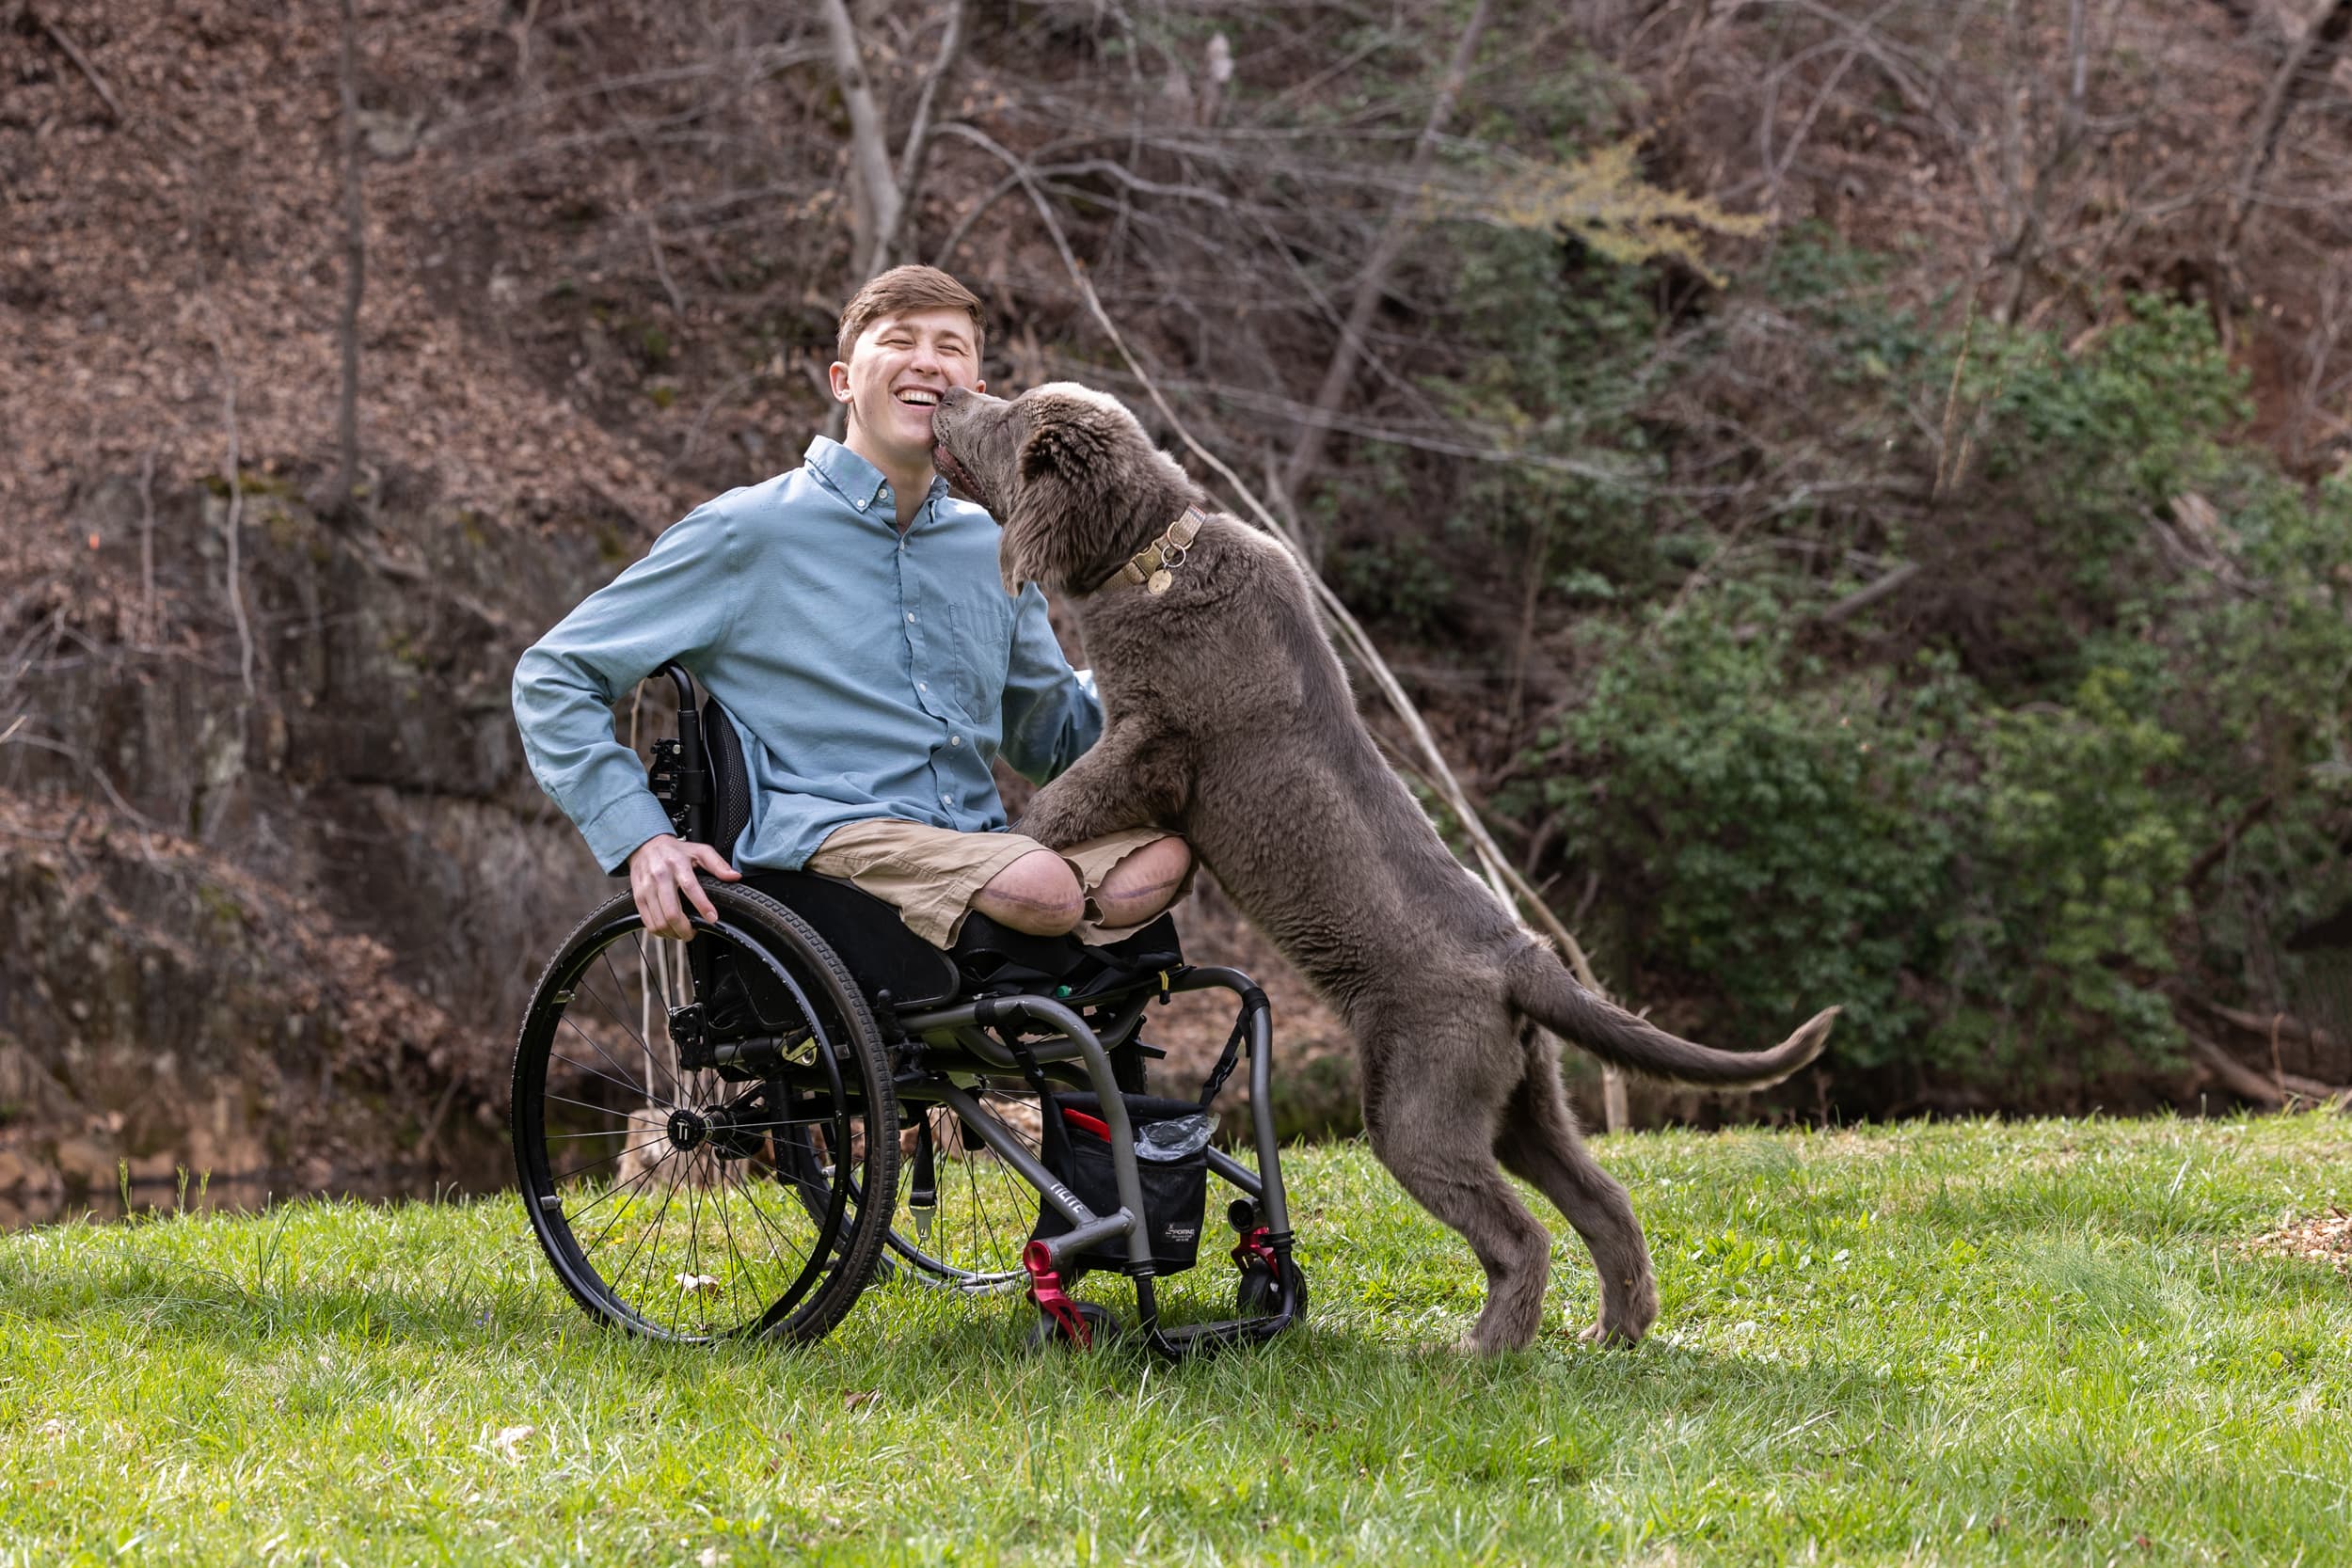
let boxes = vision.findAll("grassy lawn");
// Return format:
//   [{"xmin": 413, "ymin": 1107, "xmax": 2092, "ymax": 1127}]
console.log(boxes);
[{"xmin": 1, "ymin": 1113, "xmax": 2347, "ymax": 1565}]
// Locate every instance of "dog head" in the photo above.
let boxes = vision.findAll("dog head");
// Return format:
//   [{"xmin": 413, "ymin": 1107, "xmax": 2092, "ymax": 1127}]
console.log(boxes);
[{"xmin": 931, "ymin": 382, "xmax": 1201, "ymax": 595}]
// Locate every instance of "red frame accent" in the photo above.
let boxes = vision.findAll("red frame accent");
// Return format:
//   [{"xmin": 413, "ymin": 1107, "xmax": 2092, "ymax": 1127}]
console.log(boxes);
[
  {"xmin": 1022, "ymin": 1239, "xmax": 1091, "ymax": 1348},
  {"xmin": 1232, "ymin": 1225, "xmax": 1281, "ymax": 1284},
  {"xmin": 1059, "ymin": 1107, "xmax": 1112, "ymax": 1139}
]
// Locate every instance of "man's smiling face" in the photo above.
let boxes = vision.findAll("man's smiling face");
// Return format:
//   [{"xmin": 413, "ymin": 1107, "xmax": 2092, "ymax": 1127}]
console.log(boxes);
[{"xmin": 831, "ymin": 307, "xmax": 986, "ymax": 483}]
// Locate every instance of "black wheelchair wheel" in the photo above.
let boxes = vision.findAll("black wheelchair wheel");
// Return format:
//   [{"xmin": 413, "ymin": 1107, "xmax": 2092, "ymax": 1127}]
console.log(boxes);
[
  {"xmin": 886, "ymin": 1085, "xmax": 1055, "ymax": 1294},
  {"xmin": 1236, "ymin": 1254, "xmax": 1308, "ymax": 1321},
  {"xmin": 511, "ymin": 882, "xmax": 899, "ymax": 1344}
]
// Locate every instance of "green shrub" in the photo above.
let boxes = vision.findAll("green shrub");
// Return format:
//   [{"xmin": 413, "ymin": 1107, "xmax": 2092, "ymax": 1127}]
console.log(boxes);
[
  {"xmin": 1515, "ymin": 262, "xmax": 2352, "ymax": 1103},
  {"xmin": 1539, "ymin": 587, "xmax": 1957, "ymax": 1069}
]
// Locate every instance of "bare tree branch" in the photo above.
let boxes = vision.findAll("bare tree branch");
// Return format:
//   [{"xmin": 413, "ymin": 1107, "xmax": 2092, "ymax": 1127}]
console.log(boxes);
[
  {"xmin": 25, "ymin": 2, "xmax": 122, "ymax": 122},
  {"xmin": 2194, "ymin": 995, "xmax": 2343, "ymax": 1054},
  {"xmin": 1814, "ymin": 561, "xmax": 1921, "ymax": 624},
  {"xmin": 877, "ymin": 0, "xmax": 969, "ymax": 273},
  {"xmin": 331, "ymin": 0, "xmax": 365, "ymax": 520},
  {"xmin": 2223, "ymin": 0, "xmax": 2352, "ymax": 260},
  {"xmin": 1279, "ymin": 0, "xmax": 1493, "ymax": 551},
  {"xmin": 820, "ymin": 0, "xmax": 974, "ymax": 277},
  {"xmin": 136, "ymin": 446, "xmax": 157, "ymax": 650},
  {"xmin": 199, "ymin": 300, "xmax": 256, "ymax": 700},
  {"xmin": 2187, "ymin": 1031, "xmax": 2348, "ymax": 1109},
  {"xmin": 643, "ymin": 215, "xmax": 687, "ymax": 317},
  {"xmin": 2188, "ymin": 1029, "xmax": 2285, "ymax": 1106}
]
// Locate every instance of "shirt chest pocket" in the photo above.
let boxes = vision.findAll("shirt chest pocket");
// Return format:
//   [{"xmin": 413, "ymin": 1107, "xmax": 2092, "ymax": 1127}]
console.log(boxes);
[{"xmin": 933, "ymin": 597, "xmax": 1014, "ymax": 721}]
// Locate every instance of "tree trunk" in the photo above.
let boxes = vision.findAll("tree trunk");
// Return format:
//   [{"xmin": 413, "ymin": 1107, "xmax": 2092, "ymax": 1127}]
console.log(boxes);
[{"xmin": 823, "ymin": 0, "xmax": 972, "ymax": 280}]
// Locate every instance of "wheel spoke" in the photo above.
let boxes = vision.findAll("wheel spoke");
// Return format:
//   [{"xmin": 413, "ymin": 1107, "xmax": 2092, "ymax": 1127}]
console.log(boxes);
[
  {"xmin": 722, "ymin": 1154, "xmax": 814, "ymax": 1274},
  {"xmin": 548, "ymin": 1042, "xmax": 674, "ymax": 1110},
  {"xmin": 549, "ymin": 1130, "xmax": 673, "ymax": 1187},
  {"xmin": 610, "ymin": 1150, "xmax": 687, "ymax": 1330},
  {"xmin": 575, "ymin": 1140, "xmax": 682, "ymax": 1253},
  {"xmin": 517, "ymin": 896, "xmax": 892, "ymax": 1344},
  {"xmin": 598, "ymin": 943, "xmax": 678, "ymax": 1107}
]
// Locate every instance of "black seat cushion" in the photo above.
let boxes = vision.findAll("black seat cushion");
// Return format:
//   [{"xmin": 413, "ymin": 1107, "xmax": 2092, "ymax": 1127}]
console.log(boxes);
[
  {"xmin": 951, "ymin": 911, "xmax": 1184, "ymax": 1000},
  {"xmin": 738, "ymin": 879, "xmax": 1184, "ymax": 1015},
  {"xmin": 739, "ymin": 870, "xmax": 962, "ymax": 1011}
]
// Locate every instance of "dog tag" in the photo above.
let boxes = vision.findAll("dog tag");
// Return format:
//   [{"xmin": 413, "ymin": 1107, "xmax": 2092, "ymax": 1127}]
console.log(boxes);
[{"xmin": 1147, "ymin": 568, "xmax": 1173, "ymax": 594}]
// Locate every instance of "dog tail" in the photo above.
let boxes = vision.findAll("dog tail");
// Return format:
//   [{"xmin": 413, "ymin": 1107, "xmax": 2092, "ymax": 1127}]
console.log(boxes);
[{"xmin": 1507, "ymin": 942, "xmax": 1836, "ymax": 1088}]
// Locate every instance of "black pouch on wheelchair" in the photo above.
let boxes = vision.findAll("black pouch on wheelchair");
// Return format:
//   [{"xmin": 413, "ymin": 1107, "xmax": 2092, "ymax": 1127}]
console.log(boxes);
[{"xmin": 1030, "ymin": 1092, "xmax": 1214, "ymax": 1274}]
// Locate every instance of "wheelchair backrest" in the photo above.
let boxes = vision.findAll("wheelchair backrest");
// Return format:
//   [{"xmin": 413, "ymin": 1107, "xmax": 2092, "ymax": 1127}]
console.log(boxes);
[
  {"xmin": 699, "ymin": 690, "xmax": 752, "ymax": 865},
  {"xmin": 644, "ymin": 662, "xmax": 752, "ymax": 865}
]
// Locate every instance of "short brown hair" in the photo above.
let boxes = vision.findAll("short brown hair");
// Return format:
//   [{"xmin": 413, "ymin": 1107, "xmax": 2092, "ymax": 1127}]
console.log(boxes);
[{"xmin": 835, "ymin": 264, "xmax": 986, "ymax": 366}]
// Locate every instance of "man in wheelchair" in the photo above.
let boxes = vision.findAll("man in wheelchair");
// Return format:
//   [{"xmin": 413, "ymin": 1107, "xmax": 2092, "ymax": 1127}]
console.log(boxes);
[
  {"xmin": 512, "ymin": 263, "xmax": 1190, "ymax": 956},
  {"xmin": 504, "ymin": 266, "xmax": 1299, "ymax": 1356}
]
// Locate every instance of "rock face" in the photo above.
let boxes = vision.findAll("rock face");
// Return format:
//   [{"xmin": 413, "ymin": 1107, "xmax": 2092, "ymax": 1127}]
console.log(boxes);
[
  {"xmin": 2, "ymin": 467, "xmax": 1368, "ymax": 1196},
  {"xmin": 1, "ymin": 469, "xmax": 621, "ymax": 1194}
]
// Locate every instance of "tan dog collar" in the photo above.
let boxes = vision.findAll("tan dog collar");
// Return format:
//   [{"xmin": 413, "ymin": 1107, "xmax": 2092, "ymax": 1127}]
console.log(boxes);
[{"xmin": 1116, "ymin": 506, "xmax": 1207, "ymax": 594}]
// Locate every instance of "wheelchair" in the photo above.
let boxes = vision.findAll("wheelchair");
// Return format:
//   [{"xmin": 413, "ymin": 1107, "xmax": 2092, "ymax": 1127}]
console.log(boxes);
[{"xmin": 509, "ymin": 664, "xmax": 1306, "ymax": 1356}]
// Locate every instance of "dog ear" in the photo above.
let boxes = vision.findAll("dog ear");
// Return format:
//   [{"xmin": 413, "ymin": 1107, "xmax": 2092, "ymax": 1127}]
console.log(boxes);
[
  {"xmin": 999, "ymin": 406, "xmax": 1119, "ymax": 594},
  {"xmin": 1018, "ymin": 414, "xmax": 1112, "ymax": 483},
  {"xmin": 999, "ymin": 474, "xmax": 1082, "ymax": 596}
]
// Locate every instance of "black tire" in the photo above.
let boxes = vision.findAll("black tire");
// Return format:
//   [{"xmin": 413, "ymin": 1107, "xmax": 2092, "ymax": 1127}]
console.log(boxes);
[
  {"xmin": 511, "ymin": 881, "xmax": 899, "ymax": 1344},
  {"xmin": 1235, "ymin": 1255, "xmax": 1308, "ymax": 1321}
]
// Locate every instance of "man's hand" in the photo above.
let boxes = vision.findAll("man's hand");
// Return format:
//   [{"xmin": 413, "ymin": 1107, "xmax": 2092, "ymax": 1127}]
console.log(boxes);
[{"xmin": 628, "ymin": 833, "xmax": 741, "ymax": 940}]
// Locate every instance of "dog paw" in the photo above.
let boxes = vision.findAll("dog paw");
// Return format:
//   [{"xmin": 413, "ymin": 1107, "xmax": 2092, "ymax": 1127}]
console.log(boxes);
[
  {"xmin": 1582, "ymin": 1272, "xmax": 1659, "ymax": 1347},
  {"xmin": 1457, "ymin": 1321, "xmax": 1539, "ymax": 1356},
  {"xmin": 1578, "ymin": 1306, "xmax": 1653, "ymax": 1348}
]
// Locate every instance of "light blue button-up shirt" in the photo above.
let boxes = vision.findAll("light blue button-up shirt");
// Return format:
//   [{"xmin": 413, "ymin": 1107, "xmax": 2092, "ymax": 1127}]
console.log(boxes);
[{"xmin": 512, "ymin": 436, "xmax": 1103, "ymax": 874}]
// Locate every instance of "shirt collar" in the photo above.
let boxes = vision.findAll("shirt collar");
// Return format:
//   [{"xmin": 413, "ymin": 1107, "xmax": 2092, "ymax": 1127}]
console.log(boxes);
[{"xmin": 803, "ymin": 436, "xmax": 951, "ymax": 519}]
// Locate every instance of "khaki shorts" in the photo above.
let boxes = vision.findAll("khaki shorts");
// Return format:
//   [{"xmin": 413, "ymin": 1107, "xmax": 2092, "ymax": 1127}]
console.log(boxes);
[{"xmin": 804, "ymin": 819, "xmax": 1192, "ymax": 949}]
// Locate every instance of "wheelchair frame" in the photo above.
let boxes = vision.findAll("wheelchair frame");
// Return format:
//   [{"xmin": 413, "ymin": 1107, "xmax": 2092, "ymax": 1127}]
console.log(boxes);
[{"xmin": 510, "ymin": 663, "xmax": 1305, "ymax": 1357}]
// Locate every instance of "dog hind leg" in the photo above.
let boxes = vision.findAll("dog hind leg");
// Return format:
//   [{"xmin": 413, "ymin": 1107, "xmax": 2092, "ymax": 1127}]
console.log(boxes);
[
  {"xmin": 1495, "ymin": 1029, "xmax": 1658, "ymax": 1345},
  {"xmin": 1360, "ymin": 1024, "xmax": 1555, "ymax": 1354}
]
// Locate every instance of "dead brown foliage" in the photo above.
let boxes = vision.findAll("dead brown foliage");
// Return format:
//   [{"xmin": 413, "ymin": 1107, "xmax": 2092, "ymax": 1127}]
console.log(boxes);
[{"xmin": 2246, "ymin": 1205, "xmax": 2352, "ymax": 1274}]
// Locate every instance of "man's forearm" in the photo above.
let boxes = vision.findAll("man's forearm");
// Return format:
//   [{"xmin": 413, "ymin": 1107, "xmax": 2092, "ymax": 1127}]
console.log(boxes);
[
  {"xmin": 510, "ymin": 497, "xmax": 742, "ymax": 871},
  {"xmin": 513, "ymin": 641, "xmax": 677, "ymax": 872}
]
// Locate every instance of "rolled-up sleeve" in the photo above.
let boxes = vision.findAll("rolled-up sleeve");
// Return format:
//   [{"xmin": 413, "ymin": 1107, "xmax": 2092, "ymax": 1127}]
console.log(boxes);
[
  {"xmin": 997, "ymin": 584, "xmax": 1103, "ymax": 784},
  {"xmin": 512, "ymin": 500, "xmax": 746, "ymax": 872}
]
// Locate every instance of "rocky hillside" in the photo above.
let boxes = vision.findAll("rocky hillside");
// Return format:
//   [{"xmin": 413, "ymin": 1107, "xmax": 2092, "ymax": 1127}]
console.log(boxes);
[
  {"xmin": 7, "ymin": 0, "xmax": 2352, "ymax": 1193},
  {"xmin": 0, "ymin": 1, "xmax": 1368, "ymax": 1191}
]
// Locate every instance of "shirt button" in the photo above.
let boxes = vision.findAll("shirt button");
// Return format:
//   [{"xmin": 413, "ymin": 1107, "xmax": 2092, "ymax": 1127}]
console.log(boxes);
[
  {"xmin": 949, "ymin": 735, "xmax": 962, "ymax": 747},
  {"xmin": 940, "ymin": 794, "xmax": 951, "ymax": 805},
  {"xmin": 906, "ymin": 611, "xmax": 916, "ymax": 623},
  {"xmin": 916, "ymin": 681, "xmax": 928, "ymax": 691},
  {"xmin": 856, "ymin": 499, "xmax": 868, "ymax": 511}
]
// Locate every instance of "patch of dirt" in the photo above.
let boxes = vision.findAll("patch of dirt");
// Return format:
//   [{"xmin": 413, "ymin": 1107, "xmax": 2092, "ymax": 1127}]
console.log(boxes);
[{"xmin": 2246, "ymin": 1207, "xmax": 2352, "ymax": 1274}]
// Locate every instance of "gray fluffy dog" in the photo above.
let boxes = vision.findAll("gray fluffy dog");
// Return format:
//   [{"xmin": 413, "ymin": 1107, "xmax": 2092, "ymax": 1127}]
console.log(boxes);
[{"xmin": 930, "ymin": 382, "xmax": 1838, "ymax": 1352}]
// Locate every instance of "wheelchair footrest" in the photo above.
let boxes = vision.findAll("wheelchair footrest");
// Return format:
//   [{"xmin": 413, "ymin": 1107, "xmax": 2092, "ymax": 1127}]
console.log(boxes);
[{"xmin": 1140, "ymin": 1313, "xmax": 1294, "ymax": 1358}]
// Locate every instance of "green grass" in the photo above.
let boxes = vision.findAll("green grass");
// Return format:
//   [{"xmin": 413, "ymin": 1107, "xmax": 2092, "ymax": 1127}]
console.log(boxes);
[{"xmin": 2, "ymin": 1114, "xmax": 2348, "ymax": 1565}]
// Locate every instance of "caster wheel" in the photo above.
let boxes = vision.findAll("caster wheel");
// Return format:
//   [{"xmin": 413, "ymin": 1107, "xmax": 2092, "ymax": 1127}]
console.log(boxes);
[
  {"xmin": 1235, "ymin": 1257, "xmax": 1308, "ymax": 1320},
  {"xmin": 1025, "ymin": 1299, "xmax": 1120, "ymax": 1351}
]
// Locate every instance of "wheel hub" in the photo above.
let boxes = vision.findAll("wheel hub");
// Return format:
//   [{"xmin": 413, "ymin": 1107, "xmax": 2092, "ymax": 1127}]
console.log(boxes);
[
  {"xmin": 666, "ymin": 1108, "xmax": 708, "ymax": 1150},
  {"xmin": 669, "ymin": 1100, "xmax": 773, "ymax": 1161}
]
